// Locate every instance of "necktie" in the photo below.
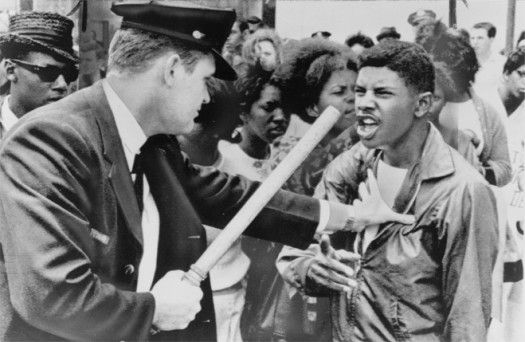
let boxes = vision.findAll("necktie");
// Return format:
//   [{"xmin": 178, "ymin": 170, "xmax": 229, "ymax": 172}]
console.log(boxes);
[{"xmin": 132, "ymin": 152, "xmax": 144, "ymax": 213}]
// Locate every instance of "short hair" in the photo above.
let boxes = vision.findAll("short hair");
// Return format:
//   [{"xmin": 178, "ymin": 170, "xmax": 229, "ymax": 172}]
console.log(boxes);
[
  {"xmin": 234, "ymin": 63, "xmax": 277, "ymax": 115},
  {"xmin": 359, "ymin": 40, "xmax": 434, "ymax": 94},
  {"xmin": 503, "ymin": 48, "xmax": 525, "ymax": 75},
  {"xmin": 241, "ymin": 29, "xmax": 283, "ymax": 66},
  {"xmin": 107, "ymin": 28, "xmax": 208, "ymax": 73},
  {"xmin": 345, "ymin": 32, "xmax": 374, "ymax": 49},
  {"xmin": 416, "ymin": 24, "xmax": 478, "ymax": 95},
  {"xmin": 414, "ymin": 20, "xmax": 448, "ymax": 51},
  {"xmin": 195, "ymin": 78, "xmax": 240, "ymax": 130},
  {"xmin": 433, "ymin": 61, "xmax": 456, "ymax": 101},
  {"xmin": 473, "ymin": 22, "xmax": 496, "ymax": 38},
  {"xmin": 273, "ymin": 38, "xmax": 358, "ymax": 123}
]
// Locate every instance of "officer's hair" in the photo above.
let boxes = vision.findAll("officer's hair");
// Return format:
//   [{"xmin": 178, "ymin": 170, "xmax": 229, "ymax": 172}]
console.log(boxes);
[
  {"xmin": 473, "ymin": 22, "xmax": 496, "ymax": 38},
  {"xmin": 107, "ymin": 28, "xmax": 208, "ymax": 73},
  {"xmin": 503, "ymin": 48, "xmax": 525, "ymax": 75},
  {"xmin": 359, "ymin": 40, "xmax": 434, "ymax": 94}
]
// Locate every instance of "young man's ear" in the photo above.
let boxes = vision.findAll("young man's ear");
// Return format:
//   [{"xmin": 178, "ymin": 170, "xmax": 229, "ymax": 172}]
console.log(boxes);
[
  {"xmin": 415, "ymin": 92, "xmax": 433, "ymax": 118},
  {"xmin": 162, "ymin": 53, "xmax": 183, "ymax": 86},
  {"xmin": 305, "ymin": 105, "xmax": 320, "ymax": 119}
]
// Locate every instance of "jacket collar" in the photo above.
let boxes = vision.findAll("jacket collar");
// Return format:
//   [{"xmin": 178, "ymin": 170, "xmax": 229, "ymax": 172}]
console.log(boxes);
[
  {"xmin": 82, "ymin": 81, "xmax": 143, "ymax": 247},
  {"xmin": 355, "ymin": 123, "xmax": 455, "ymax": 216},
  {"xmin": 417, "ymin": 123, "xmax": 456, "ymax": 181}
]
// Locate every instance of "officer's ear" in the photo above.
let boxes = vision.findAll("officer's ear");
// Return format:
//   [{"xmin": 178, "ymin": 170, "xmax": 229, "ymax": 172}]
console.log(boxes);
[
  {"xmin": 162, "ymin": 52, "xmax": 184, "ymax": 87},
  {"xmin": 415, "ymin": 91, "xmax": 433, "ymax": 118}
]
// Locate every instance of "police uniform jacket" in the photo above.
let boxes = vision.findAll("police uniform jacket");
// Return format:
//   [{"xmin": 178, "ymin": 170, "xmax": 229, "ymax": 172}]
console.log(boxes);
[{"xmin": 0, "ymin": 81, "xmax": 320, "ymax": 341}]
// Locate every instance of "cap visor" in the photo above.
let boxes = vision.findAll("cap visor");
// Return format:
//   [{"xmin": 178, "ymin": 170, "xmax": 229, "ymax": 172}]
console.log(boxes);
[{"xmin": 211, "ymin": 48, "xmax": 237, "ymax": 80}]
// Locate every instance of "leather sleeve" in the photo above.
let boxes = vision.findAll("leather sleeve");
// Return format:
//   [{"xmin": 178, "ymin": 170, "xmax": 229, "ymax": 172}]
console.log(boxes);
[{"xmin": 172, "ymin": 140, "xmax": 319, "ymax": 250}]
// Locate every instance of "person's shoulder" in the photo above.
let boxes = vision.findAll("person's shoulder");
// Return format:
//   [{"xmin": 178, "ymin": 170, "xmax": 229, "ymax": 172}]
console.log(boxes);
[
  {"xmin": 445, "ymin": 145, "xmax": 488, "ymax": 190},
  {"xmin": 327, "ymin": 142, "xmax": 369, "ymax": 169},
  {"xmin": 2, "ymin": 89, "xmax": 101, "ymax": 152}
]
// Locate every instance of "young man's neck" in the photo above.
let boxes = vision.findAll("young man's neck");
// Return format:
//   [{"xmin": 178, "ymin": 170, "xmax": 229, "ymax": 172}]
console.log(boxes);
[
  {"xmin": 382, "ymin": 121, "xmax": 430, "ymax": 169},
  {"xmin": 239, "ymin": 129, "xmax": 270, "ymax": 159},
  {"xmin": 498, "ymin": 84, "xmax": 525, "ymax": 116}
]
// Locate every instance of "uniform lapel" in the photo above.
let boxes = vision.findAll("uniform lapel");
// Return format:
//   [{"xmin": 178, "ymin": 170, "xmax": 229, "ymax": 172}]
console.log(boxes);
[{"xmin": 84, "ymin": 82, "xmax": 143, "ymax": 247}]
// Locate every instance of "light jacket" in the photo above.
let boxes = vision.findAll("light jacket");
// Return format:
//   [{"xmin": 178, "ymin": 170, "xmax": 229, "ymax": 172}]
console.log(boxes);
[
  {"xmin": 471, "ymin": 90, "xmax": 512, "ymax": 186},
  {"xmin": 277, "ymin": 124, "xmax": 499, "ymax": 342}
]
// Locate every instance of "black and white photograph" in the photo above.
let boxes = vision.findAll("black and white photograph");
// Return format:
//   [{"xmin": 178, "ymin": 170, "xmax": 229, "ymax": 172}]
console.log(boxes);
[{"xmin": 0, "ymin": 0, "xmax": 523, "ymax": 341}]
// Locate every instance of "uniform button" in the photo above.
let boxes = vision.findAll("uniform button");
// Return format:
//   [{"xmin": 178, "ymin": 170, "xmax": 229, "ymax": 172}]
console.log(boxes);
[{"xmin": 124, "ymin": 264, "xmax": 135, "ymax": 275}]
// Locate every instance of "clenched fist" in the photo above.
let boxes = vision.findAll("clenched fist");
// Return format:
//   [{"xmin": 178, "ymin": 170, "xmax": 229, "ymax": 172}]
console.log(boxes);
[{"xmin": 150, "ymin": 270, "xmax": 203, "ymax": 331}]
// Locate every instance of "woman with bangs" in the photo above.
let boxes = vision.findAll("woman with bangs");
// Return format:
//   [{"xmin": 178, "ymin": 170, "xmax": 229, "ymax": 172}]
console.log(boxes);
[{"xmin": 271, "ymin": 38, "xmax": 360, "ymax": 197}]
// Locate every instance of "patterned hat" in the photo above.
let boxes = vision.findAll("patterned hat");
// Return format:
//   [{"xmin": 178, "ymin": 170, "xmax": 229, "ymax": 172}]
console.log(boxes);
[{"xmin": 0, "ymin": 11, "xmax": 78, "ymax": 64}]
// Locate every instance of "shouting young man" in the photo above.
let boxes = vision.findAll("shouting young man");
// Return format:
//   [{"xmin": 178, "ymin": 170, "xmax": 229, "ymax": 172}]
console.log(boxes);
[{"xmin": 278, "ymin": 41, "xmax": 498, "ymax": 342}]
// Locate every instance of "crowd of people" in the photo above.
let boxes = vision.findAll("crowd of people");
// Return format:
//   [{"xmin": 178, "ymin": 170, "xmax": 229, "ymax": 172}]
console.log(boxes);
[{"xmin": 0, "ymin": 2, "xmax": 523, "ymax": 342}]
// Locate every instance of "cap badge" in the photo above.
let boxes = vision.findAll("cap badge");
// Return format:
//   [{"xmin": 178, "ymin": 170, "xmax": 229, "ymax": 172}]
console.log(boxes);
[{"xmin": 192, "ymin": 30, "xmax": 206, "ymax": 40}]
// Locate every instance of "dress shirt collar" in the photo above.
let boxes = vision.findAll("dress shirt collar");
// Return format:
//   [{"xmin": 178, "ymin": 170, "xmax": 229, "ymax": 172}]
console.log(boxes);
[
  {"xmin": 102, "ymin": 79, "xmax": 147, "ymax": 171},
  {"xmin": 1, "ymin": 96, "xmax": 21, "ymax": 133}
]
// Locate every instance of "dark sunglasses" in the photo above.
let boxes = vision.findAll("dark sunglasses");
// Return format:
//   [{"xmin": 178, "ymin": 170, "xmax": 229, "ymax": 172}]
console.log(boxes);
[{"xmin": 8, "ymin": 58, "xmax": 79, "ymax": 84}]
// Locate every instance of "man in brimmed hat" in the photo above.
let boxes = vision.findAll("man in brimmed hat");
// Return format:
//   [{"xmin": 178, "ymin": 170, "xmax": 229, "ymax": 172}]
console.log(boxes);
[
  {"xmin": 0, "ymin": 1, "xmax": 413, "ymax": 341},
  {"xmin": 0, "ymin": 11, "xmax": 78, "ymax": 138},
  {"xmin": 376, "ymin": 26, "xmax": 401, "ymax": 43}
]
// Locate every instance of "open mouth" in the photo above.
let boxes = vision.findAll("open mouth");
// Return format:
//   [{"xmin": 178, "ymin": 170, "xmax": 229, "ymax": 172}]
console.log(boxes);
[
  {"xmin": 269, "ymin": 126, "xmax": 286, "ymax": 135},
  {"xmin": 356, "ymin": 114, "xmax": 380, "ymax": 139}
]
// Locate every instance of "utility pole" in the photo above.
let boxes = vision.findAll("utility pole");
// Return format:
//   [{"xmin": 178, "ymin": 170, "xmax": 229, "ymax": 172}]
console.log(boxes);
[
  {"xmin": 506, "ymin": 0, "xmax": 516, "ymax": 54},
  {"xmin": 449, "ymin": 0, "xmax": 457, "ymax": 28},
  {"xmin": 262, "ymin": 0, "xmax": 275, "ymax": 28}
]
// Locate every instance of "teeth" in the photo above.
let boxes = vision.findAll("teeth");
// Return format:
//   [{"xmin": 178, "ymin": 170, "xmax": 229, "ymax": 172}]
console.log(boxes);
[{"xmin": 362, "ymin": 118, "xmax": 377, "ymax": 125}]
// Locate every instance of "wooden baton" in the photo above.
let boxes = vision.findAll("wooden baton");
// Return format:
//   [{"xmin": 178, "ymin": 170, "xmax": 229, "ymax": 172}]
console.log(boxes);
[{"xmin": 183, "ymin": 106, "xmax": 342, "ymax": 286}]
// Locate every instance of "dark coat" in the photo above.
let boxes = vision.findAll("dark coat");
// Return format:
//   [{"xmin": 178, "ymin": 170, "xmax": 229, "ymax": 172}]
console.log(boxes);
[{"xmin": 0, "ymin": 82, "xmax": 320, "ymax": 341}]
